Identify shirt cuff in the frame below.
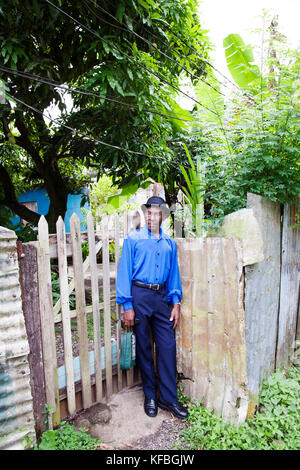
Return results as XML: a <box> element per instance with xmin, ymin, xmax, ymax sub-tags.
<box><xmin>172</xmin><ymin>294</ymin><xmax>181</xmax><ymax>305</ymax></box>
<box><xmin>123</xmin><ymin>301</ymin><xmax>133</xmax><ymax>311</ymax></box>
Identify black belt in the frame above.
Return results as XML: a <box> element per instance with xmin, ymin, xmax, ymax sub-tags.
<box><xmin>133</xmin><ymin>280</ymin><xmax>165</xmax><ymax>291</ymax></box>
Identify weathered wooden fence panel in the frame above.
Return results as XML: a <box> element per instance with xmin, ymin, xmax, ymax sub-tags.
<box><xmin>244</xmin><ymin>194</ymin><xmax>281</xmax><ymax>410</ymax></box>
<box><xmin>114</xmin><ymin>214</ymin><xmax>123</xmax><ymax>392</ymax></box>
<box><xmin>87</xmin><ymin>212</ymin><xmax>103</xmax><ymax>402</ymax></box>
<box><xmin>56</xmin><ymin>217</ymin><xmax>76</xmax><ymax>416</ymax></box>
<box><xmin>276</xmin><ymin>198</ymin><xmax>300</xmax><ymax>368</ymax></box>
<box><xmin>37</xmin><ymin>216</ymin><xmax>60</xmax><ymax>427</ymax></box>
<box><xmin>29</xmin><ymin>211</ymin><xmax>139</xmax><ymax>423</ymax></box>
<box><xmin>102</xmin><ymin>214</ymin><xmax>113</xmax><ymax>398</ymax></box>
<box><xmin>70</xmin><ymin>213</ymin><xmax>92</xmax><ymax>409</ymax></box>
<box><xmin>176</xmin><ymin>237</ymin><xmax>248</xmax><ymax>424</ymax></box>
<box><xmin>17</xmin><ymin>241</ymin><xmax>47</xmax><ymax>439</ymax></box>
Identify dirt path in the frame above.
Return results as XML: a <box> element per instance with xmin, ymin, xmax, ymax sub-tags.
<box><xmin>70</xmin><ymin>385</ymin><xmax>187</xmax><ymax>450</ymax></box>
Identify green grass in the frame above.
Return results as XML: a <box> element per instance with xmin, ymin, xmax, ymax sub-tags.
<box><xmin>176</xmin><ymin>365</ymin><xmax>300</xmax><ymax>450</ymax></box>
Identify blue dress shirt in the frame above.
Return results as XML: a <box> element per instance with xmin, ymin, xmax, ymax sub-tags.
<box><xmin>116</xmin><ymin>225</ymin><xmax>182</xmax><ymax>311</ymax></box>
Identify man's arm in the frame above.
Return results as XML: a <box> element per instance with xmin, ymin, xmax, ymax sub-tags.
<box><xmin>166</xmin><ymin>241</ymin><xmax>182</xmax><ymax>329</ymax></box>
<box><xmin>116</xmin><ymin>237</ymin><xmax>135</xmax><ymax>326</ymax></box>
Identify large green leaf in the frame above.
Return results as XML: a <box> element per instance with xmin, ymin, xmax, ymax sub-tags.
<box><xmin>180</xmin><ymin>144</ymin><xmax>204</xmax><ymax>207</ymax></box>
<box><xmin>166</xmin><ymin>99</ymin><xmax>196</xmax><ymax>132</ymax></box>
<box><xmin>223</xmin><ymin>34</ymin><xmax>262</xmax><ymax>91</ymax></box>
<box><xmin>179</xmin><ymin>144</ymin><xmax>205</xmax><ymax>236</ymax></box>
<box><xmin>107</xmin><ymin>175</ymin><xmax>153</xmax><ymax>209</ymax></box>
<box><xmin>194</xmin><ymin>74</ymin><xmax>224</xmax><ymax>125</ymax></box>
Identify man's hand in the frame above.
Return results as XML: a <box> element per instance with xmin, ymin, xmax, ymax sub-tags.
<box><xmin>123</xmin><ymin>308</ymin><xmax>135</xmax><ymax>327</ymax></box>
<box><xmin>169</xmin><ymin>304</ymin><xmax>180</xmax><ymax>329</ymax></box>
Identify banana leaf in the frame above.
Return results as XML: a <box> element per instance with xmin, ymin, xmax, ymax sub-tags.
<box><xmin>194</xmin><ymin>73</ymin><xmax>224</xmax><ymax>125</ymax></box>
<box><xmin>223</xmin><ymin>34</ymin><xmax>264</xmax><ymax>92</ymax></box>
<box><xmin>166</xmin><ymin>98</ymin><xmax>196</xmax><ymax>132</ymax></box>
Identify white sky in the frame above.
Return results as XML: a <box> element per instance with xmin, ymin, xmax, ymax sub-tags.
<box><xmin>179</xmin><ymin>0</ymin><xmax>300</xmax><ymax>108</ymax></box>
<box><xmin>198</xmin><ymin>0</ymin><xmax>300</xmax><ymax>79</ymax></box>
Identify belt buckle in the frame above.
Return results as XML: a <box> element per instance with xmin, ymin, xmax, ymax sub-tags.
<box><xmin>148</xmin><ymin>283</ymin><xmax>160</xmax><ymax>291</ymax></box>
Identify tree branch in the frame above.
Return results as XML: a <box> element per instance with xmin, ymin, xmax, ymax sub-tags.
<box><xmin>0</xmin><ymin>163</ymin><xmax>40</xmax><ymax>225</ymax></box>
<box><xmin>14</xmin><ymin>111</ymin><xmax>45</xmax><ymax>175</ymax></box>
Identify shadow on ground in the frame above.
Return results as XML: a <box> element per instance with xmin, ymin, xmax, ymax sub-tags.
<box><xmin>70</xmin><ymin>384</ymin><xmax>185</xmax><ymax>450</ymax></box>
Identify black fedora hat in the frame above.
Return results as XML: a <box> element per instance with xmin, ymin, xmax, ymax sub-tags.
<box><xmin>141</xmin><ymin>196</ymin><xmax>170</xmax><ymax>217</ymax></box>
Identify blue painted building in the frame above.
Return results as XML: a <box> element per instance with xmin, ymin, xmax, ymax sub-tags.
<box><xmin>11</xmin><ymin>186</ymin><xmax>90</xmax><ymax>232</ymax></box>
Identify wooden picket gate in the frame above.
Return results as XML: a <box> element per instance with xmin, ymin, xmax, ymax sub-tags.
<box><xmin>27</xmin><ymin>211</ymin><xmax>138</xmax><ymax>427</ymax></box>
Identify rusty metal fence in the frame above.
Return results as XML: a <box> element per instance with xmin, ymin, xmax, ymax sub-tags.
<box><xmin>0</xmin><ymin>226</ymin><xmax>35</xmax><ymax>449</ymax></box>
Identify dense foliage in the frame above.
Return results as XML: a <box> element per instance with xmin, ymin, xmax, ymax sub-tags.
<box><xmin>0</xmin><ymin>0</ymin><xmax>210</xmax><ymax>231</ymax></box>
<box><xmin>34</xmin><ymin>421</ymin><xmax>102</xmax><ymax>450</ymax></box>
<box><xmin>190</xmin><ymin>18</ymin><xmax>300</xmax><ymax>227</ymax></box>
<box><xmin>178</xmin><ymin>365</ymin><xmax>300</xmax><ymax>450</ymax></box>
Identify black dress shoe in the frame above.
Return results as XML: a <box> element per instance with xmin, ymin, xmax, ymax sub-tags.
<box><xmin>157</xmin><ymin>398</ymin><xmax>188</xmax><ymax>420</ymax></box>
<box><xmin>144</xmin><ymin>398</ymin><xmax>157</xmax><ymax>417</ymax></box>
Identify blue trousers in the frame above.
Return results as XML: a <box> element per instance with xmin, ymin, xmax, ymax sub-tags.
<box><xmin>132</xmin><ymin>283</ymin><xmax>178</xmax><ymax>404</ymax></box>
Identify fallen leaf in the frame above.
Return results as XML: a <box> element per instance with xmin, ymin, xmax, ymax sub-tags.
<box><xmin>98</xmin><ymin>443</ymin><xmax>114</xmax><ymax>450</ymax></box>
<box><xmin>121</xmin><ymin>440</ymin><xmax>134</xmax><ymax>448</ymax></box>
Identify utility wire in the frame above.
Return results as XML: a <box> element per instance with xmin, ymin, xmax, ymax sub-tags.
<box><xmin>0</xmin><ymin>65</ymin><xmax>196</xmax><ymax>123</ymax></box>
<box><xmin>126</xmin><ymin>5</ymin><xmax>235</xmax><ymax>93</ymax></box>
<box><xmin>128</xmin><ymin>12</ymin><xmax>257</xmax><ymax>104</ymax></box>
<box><xmin>161</xmin><ymin>21</ymin><xmax>241</xmax><ymax>92</ymax></box>
<box><xmin>44</xmin><ymin>0</ymin><xmax>219</xmax><ymax>117</ymax></box>
<box><xmin>6</xmin><ymin>92</ymin><xmax>198</xmax><ymax>173</ymax></box>
<box><xmin>85</xmin><ymin>0</ymin><xmax>223</xmax><ymax>89</ymax></box>
<box><xmin>83</xmin><ymin>0</ymin><xmax>224</xmax><ymax>97</ymax></box>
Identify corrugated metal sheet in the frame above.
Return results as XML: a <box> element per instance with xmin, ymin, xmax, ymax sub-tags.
<box><xmin>244</xmin><ymin>194</ymin><xmax>281</xmax><ymax>407</ymax></box>
<box><xmin>276</xmin><ymin>198</ymin><xmax>300</xmax><ymax>367</ymax></box>
<box><xmin>0</xmin><ymin>226</ymin><xmax>35</xmax><ymax>449</ymax></box>
<box><xmin>176</xmin><ymin>237</ymin><xmax>248</xmax><ymax>424</ymax></box>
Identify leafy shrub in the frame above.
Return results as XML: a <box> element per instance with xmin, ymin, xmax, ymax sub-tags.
<box><xmin>178</xmin><ymin>366</ymin><xmax>300</xmax><ymax>450</ymax></box>
<box><xmin>51</xmin><ymin>272</ymin><xmax>76</xmax><ymax>309</ymax></box>
<box><xmin>35</xmin><ymin>422</ymin><xmax>101</xmax><ymax>450</ymax></box>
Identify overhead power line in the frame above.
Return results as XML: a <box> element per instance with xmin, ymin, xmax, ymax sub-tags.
<box><xmin>0</xmin><ymin>65</ymin><xmax>196</xmax><ymax>124</ymax></box>
<box><xmin>99</xmin><ymin>4</ymin><xmax>255</xmax><ymax>104</ymax></box>
<box><xmin>124</xmin><ymin>3</ymin><xmax>237</xmax><ymax>93</ymax></box>
<box><xmin>80</xmin><ymin>1</ymin><xmax>258</xmax><ymax>112</ymax></box>
<box><xmin>83</xmin><ymin>0</ymin><xmax>224</xmax><ymax>97</ymax></box>
<box><xmin>160</xmin><ymin>21</ymin><xmax>241</xmax><ymax>92</ymax></box>
<box><xmin>44</xmin><ymin>0</ymin><xmax>219</xmax><ymax>117</ymax></box>
<box><xmin>6</xmin><ymin>92</ymin><xmax>199</xmax><ymax>173</ymax></box>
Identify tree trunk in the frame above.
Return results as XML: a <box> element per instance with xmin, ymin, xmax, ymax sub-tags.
<box><xmin>46</xmin><ymin>194</ymin><xmax>68</xmax><ymax>234</ymax></box>
<box><xmin>44</xmin><ymin>165</ymin><xmax>69</xmax><ymax>234</ymax></box>
<box><xmin>164</xmin><ymin>185</ymin><xmax>179</xmax><ymax>229</ymax></box>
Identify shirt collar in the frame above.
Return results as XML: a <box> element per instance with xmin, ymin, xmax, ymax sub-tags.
<box><xmin>141</xmin><ymin>225</ymin><xmax>168</xmax><ymax>240</ymax></box>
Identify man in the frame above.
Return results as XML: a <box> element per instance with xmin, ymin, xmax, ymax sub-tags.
<box><xmin>116</xmin><ymin>196</ymin><xmax>188</xmax><ymax>420</ymax></box>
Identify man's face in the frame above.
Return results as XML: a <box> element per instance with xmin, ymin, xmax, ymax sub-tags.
<box><xmin>145</xmin><ymin>206</ymin><xmax>162</xmax><ymax>233</ymax></box>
